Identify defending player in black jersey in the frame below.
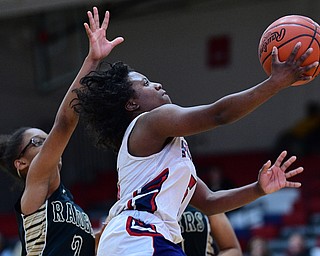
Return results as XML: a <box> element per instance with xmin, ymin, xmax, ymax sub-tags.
<box><xmin>0</xmin><ymin>7</ymin><xmax>123</xmax><ymax>255</ymax></box>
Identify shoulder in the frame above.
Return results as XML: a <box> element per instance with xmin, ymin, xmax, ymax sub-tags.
<box><xmin>143</xmin><ymin>103</ymin><xmax>181</xmax><ymax>116</ymax></box>
<box><xmin>137</xmin><ymin>103</ymin><xmax>183</xmax><ymax>126</ymax></box>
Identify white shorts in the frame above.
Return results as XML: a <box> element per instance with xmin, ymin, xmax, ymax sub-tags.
<box><xmin>97</xmin><ymin>212</ymin><xmax>186</xmax><ymax>256</ymax></box>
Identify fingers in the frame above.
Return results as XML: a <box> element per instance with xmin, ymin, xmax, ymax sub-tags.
<box><xmin>110</xmin><ymin>37</ymin><xmax>125</xmax><ymax>48</ymax></box>
<box><xmin>274</xmin><ymin>150</ymin><xmax>287</xmax><ymax>167</ymax></box>
<box><xmin>93</xmin><ymin>7</ymin><xmax>100</xmax><ymax>29</ymax></box>
<box><xmin>259</xmin><ymin>160</ymin><xmax>271</xmax><ymax>176</ymax></box>
<box><xmin>271</xmin><ymin>46</ymin><xmax>279</xmax><ymax>64</ymax></box>
<box><xmin>296</xmin><ymin>47</ymin><xmax>313</xmax><ymax>66</ymax></box>
<box><xmin>87</xmin><ymin>10</ymin><xmax>95</xmax><ymax>31</ymax></box>
<box><xmin>286</xmin><ymin>181</ymin><xmax>302</xmax><ymax>188</ymax></box>
<box><xmin>300</xmin><ymin>61</ymin><xmax>320</xmax><ymax>73</ymax></box>
<box><xmin>285</xmin><ymin>166</ymin><xmax>304</xmax><ymax>178</ymax></box>
<box><xmin>286</xmin><ymin>42</ymin><xmax>302</xmax><ymax>63</ymax></box>
<box><xmin>281</xmin><ymin>155</ymin><xmax>297</xmax><ymax>171</ymax></box>
<box><xmin>281</xmin><ymin>42</ymin><xmax>318</xmax><ymax>70</ymax></box>
<box><xmin>87</xmin><ymin>7</ymin><xmax>112</xmax><ymax>33</ymax></box>
<box><xmin>87</xmin><ymin>7</ymin><xmax>106</xmax><ymax>32</ymax></box>
<box><xmin>83</xmin><ymin>23</ymin><xmax>92</xmax><ymax>38</ymax></box>
<box><xmin>284</xmin><ymin>163</ymin><xmax>303</xmax><ymax>188</ymax></box>
<box><xmin>101</xmin><ymin>11</ymin><xmax>110</xmax><ymax>30</ymax></box>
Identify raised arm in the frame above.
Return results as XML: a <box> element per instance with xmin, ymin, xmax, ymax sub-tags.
<box><xmin>138</xmin><ymin>44</ymin><xmax>319</xmax><ymax>139</ymax></box>
<box><xmin>209</xmin><ymin>213</ymin><xmax>242</xmax><ymax>256</ymax></box>
<box><xmin>21</xmin><ymin>7</ymin><xmax>124</xmax><ymax>214</ymax></box>
<box><xmin>190</xmin><ymin>151</ymin><xmax>303</xmax><ymax>216</ymax></box>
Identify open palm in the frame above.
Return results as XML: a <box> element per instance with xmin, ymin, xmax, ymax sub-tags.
<box><xmin>258</xmin><ymin>151</ymin><xmax>303</xmax><ymax>194</ymax></box>
<box><xmin>85</xmin><ymin>7</ymin><xmax>124</xmax><ymax>61</ymax></box>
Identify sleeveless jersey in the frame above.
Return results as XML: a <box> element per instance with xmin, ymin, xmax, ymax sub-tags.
<box><xmin>15</xmin><ymin>183</ymin><xmax>95</xmax><ymax>256</ymax></box>
<box><xmin>107</xmin><ymin>112</ymin><xmax>197</xmax><ymax>244</ymax></box>
<box><xmin>179</xmin><ymin>205</ymin><xmax>218</xmax><ymax>256</ymax></box>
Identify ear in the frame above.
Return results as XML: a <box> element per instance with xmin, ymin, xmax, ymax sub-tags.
<box><xmin>14</xmin><ymin>159</ymin><xmax>28</xmax><ymax>172</ymax></box>
<box><xmin>125</xmin><ymin>99</ymin><xmax>139</xmax><ymax>112</ymax></box>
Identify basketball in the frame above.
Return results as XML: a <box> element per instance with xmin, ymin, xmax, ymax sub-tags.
<box><xmin>258</xmin><ymin>15</ymin><xmax>320</xmax><ymax>85</ymax></box>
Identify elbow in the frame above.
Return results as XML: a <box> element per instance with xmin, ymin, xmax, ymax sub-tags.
<box><xmin>213</xmin><ymin>111</ymin><xmax>238</xmax><ymax>126</ymax></box>
<box><xmin>213</xmin><ymin>115</ymin><xmax>228</xmax><ymax>126</ymax></box>
<box><xmin>190</xmin><ymin>194</ymin><xmax>218</xmax><ymax>216</ymax></box>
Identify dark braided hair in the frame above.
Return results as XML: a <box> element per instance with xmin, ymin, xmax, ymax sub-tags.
<box><xmin>72</xmin><ymin>61</ymin><xmax>135</xmax><ymax>152</ymax></box>
<box><xmin>0</xmin><ymin>127</ymin><xmax>30</xmax><ymax>180</ymax></box>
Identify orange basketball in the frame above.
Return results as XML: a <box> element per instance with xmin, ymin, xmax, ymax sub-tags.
<box><xmin>258</xmin><ymin>15</ymin><xmax>320</xmax><ymax>85</ymax></box>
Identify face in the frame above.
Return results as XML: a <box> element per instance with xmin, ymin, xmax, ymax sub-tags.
<box><xmin>127</xmin><ymin>71</ymin><xmax>171</xmax><ymax>112</ymax></box>
<box><xmin>18</xmin><ymin>128</ymin><xmax>48</xmax><ymax>161</ymax></box>
<box><xmin>15</xmin><ymin>128</ymin><xmax>48</xmax><ymax>178</ymax></box>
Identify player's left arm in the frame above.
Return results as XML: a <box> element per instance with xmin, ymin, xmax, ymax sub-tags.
<box><xmin>190</xmin><ymin>151</ymin><xmax>303</xmax><ymax>215</ymax></box>
<box><xmin>139</xmin><ymin>43</ymin><xmax>318</xmax><ymax>141</ymax></box>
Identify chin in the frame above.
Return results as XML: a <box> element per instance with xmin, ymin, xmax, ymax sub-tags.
<box><xmin>164</xmin><ymin>95</ymin><xmax>172</xmax><ymax>103</ymax></box>
<box><xmin>58</xmin><ymin>160</ymin><xmax>62</xmax><ymax>170</ymax></box>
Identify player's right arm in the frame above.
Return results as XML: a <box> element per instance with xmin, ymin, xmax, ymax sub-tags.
<box><xmin>21</xmin><ymin>7</ymin><xmax>124</xmax><ymax>214</ymax></box>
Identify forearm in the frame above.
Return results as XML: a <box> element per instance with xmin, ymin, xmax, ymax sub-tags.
<box><xmin>208</xmin><ymin>183</ymin><xmax>265</xmax><ymax>214</ymax></box>
<box><xmin>54</xmin><ymin>7</ymin><xmax>124</xmax><ymax>129</ymax></box>
<box><xmin>212</xmin><ymin>77</ymin><xmax>286</xmax><ymax>125</ymax></box>
<box><xmin>54</xmin><ymin>56</ymin><xmax>100</xmax><ymax>128</ymax></box>
<box><xmin>191</xmin><ymin>179</ymin><xmax>265</xmax><ymax>216</ymax></box>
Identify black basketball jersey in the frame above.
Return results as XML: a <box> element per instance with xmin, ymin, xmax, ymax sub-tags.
<box><xmin>15</xmin><ymin>183</ymin><xmax>95</xmax><ymax>256</ymax></box>
<box><xmin>179</xmin><ymin>205</ymin><xmax>218</xmax><ymax>256</ymax></box>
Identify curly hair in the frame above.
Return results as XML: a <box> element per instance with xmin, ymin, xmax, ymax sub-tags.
<box><xmin>72</xmin><ymin>61</ymin><xmax>135</xmax><ymax>152</ymax></box>
<box><xmin>0</xmin><ymin>127</ymin><xmax>30</xmax><ymax>180</ymax></box>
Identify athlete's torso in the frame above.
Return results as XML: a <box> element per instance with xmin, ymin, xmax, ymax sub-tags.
<box><xmin>15</xmin><ymin>183</ymin><xmax>95</xmax><ymax>256</ymax></box>
<box><xmin>108</xmin><ymin>113</ymin><xmax>198</xmax><ymax>243</ymax></box>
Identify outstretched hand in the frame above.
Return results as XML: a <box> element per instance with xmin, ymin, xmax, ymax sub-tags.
<box><xmin>270</xmin><ymin>42</ymin><xmax>319</xmax><ymax>87</ymax></box>
<box><xmin>258</xmin><ymin>150</ymin><xmax>303</xmax><ymax>194</ymax></box>
<box><xmin>85</xmin><ymin>7</ymin><xmax>124</xmax><ymax>61</ymax></box>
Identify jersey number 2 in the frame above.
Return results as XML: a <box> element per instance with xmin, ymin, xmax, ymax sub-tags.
<box><xmin>71</xmin><ymin>235</ymin><xmax>83</xmax><ymax>256</ymax></box>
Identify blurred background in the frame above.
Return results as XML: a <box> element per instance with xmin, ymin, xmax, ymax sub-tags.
<box><xmin>1</xmin><ymin>0</ymin><xmax>320</xmax><ymax>255</ymax></box>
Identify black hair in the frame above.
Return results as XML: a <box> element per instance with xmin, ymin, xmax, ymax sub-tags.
<box><xmin>72</xmin><ymin>61</ymin><xmax>135</xmax><ymax>152</ymax></box>
<box><xmin>0</xmin><ymin>127</ymin><xmax>30</xmax><ymax>180</ymax></box>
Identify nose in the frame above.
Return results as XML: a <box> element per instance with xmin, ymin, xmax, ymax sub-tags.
<box><xmin>154</xmin><ymin>83</ymin><xmax>162</xmax><ymax>90</ymax></box>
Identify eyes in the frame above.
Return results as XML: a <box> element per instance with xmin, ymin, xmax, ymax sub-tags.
<box><xmin>143</xmin><ymin>78</ymin><xmax>150</xmax><ymax>86</ymax></box>
<box><xmin>18</xmin><ymin>136</ymin><xmax>46</xmax><ymax>159</ymax></box>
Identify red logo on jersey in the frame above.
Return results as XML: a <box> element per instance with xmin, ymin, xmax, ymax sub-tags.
<box><xmin>182</xmin><ymin>175</ymin><xmax>197</xmax><ymax>203</ymax></box>
<box><xmin>126</xmin><ymin>168</ymin><xmax>169</xmax><ymax>213</ymax></box>
<box><xmin>181</xmin><ymin>140</ymin><xmax>192</xmax><ymax>160</ymax></box>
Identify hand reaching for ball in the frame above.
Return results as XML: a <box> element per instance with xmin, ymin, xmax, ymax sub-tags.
<box><xmin>259</xmin><ymin>15</ymin><xmax>320</xmax><ymax>86</ymax></box>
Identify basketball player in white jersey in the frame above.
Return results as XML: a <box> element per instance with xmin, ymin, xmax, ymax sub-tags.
<box><xmin>73</xmin><ymin>8</ymin><xmax>318</xmax><ymax>255</ymax></box>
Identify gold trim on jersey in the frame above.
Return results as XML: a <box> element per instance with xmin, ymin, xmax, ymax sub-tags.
<box><xmin>22</xmin><ymin>202</ymin><xmax>47</xmax><ymax>255</ymax></box>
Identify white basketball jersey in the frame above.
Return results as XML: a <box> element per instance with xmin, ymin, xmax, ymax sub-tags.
<box><xmin>107</xmin><ymin>113</ymin><xmax>197</xmax><ymax>243</ymax></box>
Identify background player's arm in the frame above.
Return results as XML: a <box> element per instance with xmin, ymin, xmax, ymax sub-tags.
<box><xmin>209</xmin><ymin>213</ymin><xmax>242</xmax><ymax>256</ymax></box>
<box><xmin>94</xmin><ymin>223</ymin><xmax>108</xmax><ymax>254</ymax></box>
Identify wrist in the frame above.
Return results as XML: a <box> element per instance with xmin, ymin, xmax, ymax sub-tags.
<box><xmin>267</xmin><ymin>76</ymin><xmax>291</xmax><ymax>90</ymax></box>
<box><xmin>85</xmin><ymin>55</ymin><xmax>101</xmax><ymax>65</ymax></box>
<box><xmin>84</xmin><ymin>56</ymin><xmax>101</xmax><ymax>70</ymax></box>
<box><xmin>254</xmin><ymin>181</ymin><xmax>266</xmax><ymax>197</ymax></box>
